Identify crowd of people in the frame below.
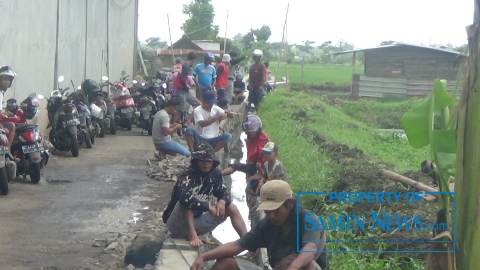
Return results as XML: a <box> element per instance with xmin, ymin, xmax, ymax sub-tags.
<box><xmin>151</xmin><ymin>49</ymin><xmax>330</xmax><ymax>270</ymax></box>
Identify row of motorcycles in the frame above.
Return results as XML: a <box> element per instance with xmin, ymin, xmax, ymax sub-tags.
<box><xmin>0</xmin><ymin>71</ymin><xmax>169</xmax><ymax>196</ymax></box>
<box><xmin>46</xmin><ymin>71</ymin><xmax>168</xmax><ymax>156</ymax></box>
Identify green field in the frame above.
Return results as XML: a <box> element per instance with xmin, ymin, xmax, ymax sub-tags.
<box><xmin>271</xmin><ymin>63</ymin><xmax>364</xmax><ymax>85</ymax></box>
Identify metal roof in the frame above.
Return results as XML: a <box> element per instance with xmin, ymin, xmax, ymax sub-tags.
<box><xmin>329</xmin><ymin>42</ymin><xmax>467</xmax><ymax>56</ymax></box>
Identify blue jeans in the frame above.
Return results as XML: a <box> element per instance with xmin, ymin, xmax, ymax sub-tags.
<box><xmin>155</xmin><ymin>140</ymin><xmax>191</xmax><ymax>157</ymax></box>
<box><xmin>185</xmin><ymin>126</ymin><xmax>232</xmax><ymax>149</ymax></box>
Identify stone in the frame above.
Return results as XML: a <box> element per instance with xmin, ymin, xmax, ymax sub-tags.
<box><xmin>126</xmin><ymin>264</ymin><xmax>136</xmax><ymax>270</ymax></box>
<box><xmin>143</xmin><ymin>264</ymin><xmax>154</xmax><ymax>270</ymax></box>
<box><xmin>93</xmin><ymin>238</ymin><xmax>107</xmax><ymax>247</ymax></box>
<box><xmin>105</xmin><ymin>241</ymin><xmax>120</xmax><ymax>251</ymax></box>
<box><xmin>124</xmin><ymin>231</ymin><xmax>166</xmax><ymax>267</ymax></box>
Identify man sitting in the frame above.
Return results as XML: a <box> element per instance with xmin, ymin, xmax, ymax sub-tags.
<box><xmin>151</xmin><ymin>98</ymin><xmax>190</xmax><ymax>160</ymax></box>
<box><xmin>185</xmin><ymin>90</ymin><xmax>234</xmax><ymax>153</ymax></box>
<box><xmin>190</xmin><ymin>180</ymin><xmax>329</xmax><ymax>270</ymax></box>
<box><xmin>162</xmin><ymin>141</ymin><xmax>248</xmax><ymax>246</ymax></box>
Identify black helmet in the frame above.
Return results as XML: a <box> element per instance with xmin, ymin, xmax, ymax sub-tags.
<box><xmin>6</xmin><ymin>98</ymin><xmax>18</xmax><ymax>113</ymax></box>
<box><xmin>81</xmin><ymin>79</ymin><xmax>100</xmax><ymax>93</ymax></box>
<box><xmin>20</xmin><ymin>97</ymin><xmax>40</xmax><ymax>120</ymax></box>
<box><xmin>156</xmin><ymin>71</ymin><xmax>168</xmax><ymax>81</ymax></box>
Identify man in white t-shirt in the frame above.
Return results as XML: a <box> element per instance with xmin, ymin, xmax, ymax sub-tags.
<box><xmin>185</xmin><ymin>90</ymin><xmax>234</xmax><ymax>153</ymax></box>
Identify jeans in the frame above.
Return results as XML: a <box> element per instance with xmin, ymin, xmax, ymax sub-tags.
<box><xmin>154</xmin><ymin>140</ymin><xmax>191</xmax><ymax>157</ymax></box>
<box><xmin>217</xmin><ymin>88</ymin><xmax>226</xmax><ymax>99</ymax></box>
<box><xmin>185</xmin><ymin>126</ymin><xmax>232</xmax><ymax>149</ymax></box>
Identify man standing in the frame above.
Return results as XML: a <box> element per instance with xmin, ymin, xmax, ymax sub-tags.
<box><xmin>0</xmin><ymin>66</ymin><xmax>16</xmax><ymax>147</ymax></box>
<box><xmin>190</xmin><ymin>180</ymin><xmax>329</xmax><ymax>270</ymax></box>
<box><xmin>151</xmin><ymin>98</ymin><xmax>190</xmax><ymax>160</ymax></box>
<box><xmin>172</xmin><ymin>52</ymin><xmax>202</xmax><ymax>126</ymax></box>
<box><xmin>215</xmin><ymin>54</ymin><xmax>230</xmax><ymax>100</ymax></box>
<box><xmin>185</xmin><ymin>90</ymin><xmax>234</xmax><ymax>153</ymax></box>
<box><xmin>194</xmin><ymin>53</ymin><xmax>216</xmax><ymax>97</ymax></box>
<box><xmin>226</xmin><ymin>52</ymin><xmax>247</xmax><ymax>102</ymax></box>
<box><xmin>247</xmin><ymin>49</ymin><xmax>267</xmax><ymax>111</ymax></box>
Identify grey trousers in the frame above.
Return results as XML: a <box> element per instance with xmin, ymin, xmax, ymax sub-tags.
<box><xmin>226</xmin><ymin>80</ymin><xmax>234</xmax><ymax>102</ymax></box>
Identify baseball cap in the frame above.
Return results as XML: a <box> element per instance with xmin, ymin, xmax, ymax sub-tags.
<box><xmin>257</xmin><ymin>180</ymin><xmax>293</xmax><ymax>211</ymax></box>
<box><xmin>262</xmin><ymin>142</ymin><xmax>278</xmax><ymax>153</ymax></box>
<box><xmin>203</xmin><ymin>90</ymin><xmax>216</xmax><ymax>104</ymax></box>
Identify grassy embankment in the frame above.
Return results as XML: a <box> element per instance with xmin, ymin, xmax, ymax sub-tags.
<box><xmin>274</xmin><ymin>63</ymin><xmax>363</xmax><ymax>85</ymax></box>
<box><xmin>256</xmin><ymin>89</ymin><xmax>430</xmax><ymax>270</ymax></box>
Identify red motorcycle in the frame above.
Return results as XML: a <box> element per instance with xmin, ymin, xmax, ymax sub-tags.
<box><xmin>110</xmin><ymin>73</ymin><xmax>136</xmax><ymax>131</ymax></box>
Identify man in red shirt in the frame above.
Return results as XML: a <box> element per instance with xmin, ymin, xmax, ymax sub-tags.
<box><xmin>215</xmin><ymin>54</ymin><xmax>230</xmax><ymax>100</ymax></box>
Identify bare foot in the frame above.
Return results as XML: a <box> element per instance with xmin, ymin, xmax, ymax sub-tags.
<box><xmin>188</xmin><ymin>233</ymin><xmax>204</xmax><ymax>246</ymax></box>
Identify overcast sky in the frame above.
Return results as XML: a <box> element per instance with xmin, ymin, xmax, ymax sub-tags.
<box><xmin>138</xmin><ymin>0</ymin><xmax>472</xmax><ymax>49</ymax></box>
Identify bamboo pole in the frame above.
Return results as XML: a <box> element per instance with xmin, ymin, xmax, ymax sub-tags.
<box><xmin>285</xmin><ymin>19</ymin><xmax>289</xmax><ymax>84</ymax></box>
<box><xmin>380</xmin><ymin>169</ymin><xmax>438</xmax><ymax>193</ymax></box>
<box><xmin>223</xmin><ymin>11</ymin><xmax>229</xmax><ymax>54</ymax></box>
<box><xmin>167</xmin><ymin>14</ymin><xmax>175</xmax><ymax>69</ymax></box>
<box><xmin>274</xmin><ymin>3</ymin><xmax>289</xmax><ymax>89</ymax></box>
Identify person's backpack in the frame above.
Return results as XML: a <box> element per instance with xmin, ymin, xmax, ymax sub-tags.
<box><xmin>174</xmin><ymin>72</ymin><xmax>190</xmax><ymax>90</ymax></box>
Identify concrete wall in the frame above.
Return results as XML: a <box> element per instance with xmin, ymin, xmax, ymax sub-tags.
<box><xmin>0</xmin><ymin>0</ymin><xmax>138</xmax><ymax>131</ymax></box>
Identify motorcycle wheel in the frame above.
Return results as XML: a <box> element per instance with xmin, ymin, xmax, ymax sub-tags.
<box><xmin>90</xmin><ymin>134</ymin><xmax>95</xmax><ymax>145</ymax></box>
<box><xmin>110</xmin><ymin>118</ymin><xmax>117</xmax><ymax>135</ymax></box>
<box><xmin>126</xmin><ymin>118</ymin><xmax>132</xmax><ymax>131</ymax></box>
<box><xmin>29</xmin><ymin>163</ymin><xmax>41</xmax><ymax>184</ymax></box>
<box><xmin>49</xmin><ymin>128</ymin><xmax>56</xmax><ymax>145</ymax></box>
<box><xmin>99</xmin><ymin>116</ymin><xmax>106</xmax><ymax>138</ymax></box>
<box><xmin>85</xmin><ymin>133</ymin><xmax>92</xmax><ymax>148</ymax></box>
<box><xmin>70</xmin><ymin>133</ymin><xmax>79</xmax><ymax>157</ymax></box>
<box><xmin>0</xmin><ymin>167</ymin><xmax>8</xmax><ymax>195</ymax></box>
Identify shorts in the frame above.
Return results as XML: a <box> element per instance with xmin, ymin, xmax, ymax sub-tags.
<box><xmin>176</xmin><ymin>89</ymin><xmax>200</xmax><ymax>111</ymax></box>
<box><xmin>166</xmin><ymin>202</ymin><xmax>225</xmax><ymax>238</ymax></box>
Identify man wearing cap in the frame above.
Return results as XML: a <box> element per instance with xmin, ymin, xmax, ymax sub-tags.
<box><xmin>163</xmin><ymin>141</ymin><xmax>248</xmax><ymax>247</ymax></box>
<box><xmin>185</xmin><ymin>90</ymin><xmax>235</xmax><ymax>153</ymax></box>
<box><xmin>190</xmin><ymin>180</ymin><xmax>329</xmax><ymax>270</ymax></box>
<box><xmin>215</xmin><ymin>54</ymin><xmax>231</xmax><ymax>101</ymax></box>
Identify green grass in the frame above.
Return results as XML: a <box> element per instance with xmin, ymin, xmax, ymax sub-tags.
<box><xmin>338</xmin><ymin>97</ymin><xmax>425</xmax><ymax>129</ymax></box>
<box><xmin>258</xmin><ymin>89</ymin><xmax>429</xmax><ymax>174</ymax></box>
<box><xmin>256</xmin><ymin>89</ymin><xmax>428</xmax><ymax>269</ymax></box>
<box><xmin>272</xmin><ymin>64</ymin><xmax>363</xmax><ymax>85</ymax></box>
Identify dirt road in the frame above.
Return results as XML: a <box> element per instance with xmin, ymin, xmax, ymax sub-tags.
<box><xmin>0</xmin><ymin>129</ymin><xmax>167</xmax><ymax>270</ymax></box>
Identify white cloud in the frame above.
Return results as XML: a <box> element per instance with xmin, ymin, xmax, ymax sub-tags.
<box><xmin>138</xmin><ymin>0</ymin><xmax>472</xmax><ymax>48</ymax></box>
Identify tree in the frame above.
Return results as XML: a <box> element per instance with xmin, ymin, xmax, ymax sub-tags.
<box><xmin>144</xmin><ymin>37</ymin><xmax>168</xmax><ymax>49</ymax></box>
<box><xmin>251</xmin><ymin>25</ymin><xmax>271</xmax><ymax>42</ymax></box>
<box><xmin>181</xmin><ymin>0</ymin><xmax>218</xmax><ymax>40</ymax></box>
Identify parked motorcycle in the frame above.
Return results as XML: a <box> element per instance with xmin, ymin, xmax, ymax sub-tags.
<box><xmin>47</xmin><ymin>75</ymin><xmax>80</xmax><ymax>157</ymax></box>
<box><xmin>110</xmin><ymin>72</ymin><xmax>135</xmax><ymax>131</ymax></box>
<box><xmin>132</xmin><ymin>80</ymin><xmax>166</xmax><ymax>135</ymax></box>
<box><xmin>83</xmin><ymin>77</ymin><xmax>108</xmax><ymax>138</ymax></box>
<box><xmin>2</xmin><ymin>95</ymin><xmax>50</xmax><ymax>183</ymax></box>
<box><xmin>70</xmin><ymin>88</ymin><xmax>94</xmax><ymax>149</ymax></box>
<box><xmin>89</xmin><ymin>76</ymin><xmax>110</xmax><ymax>137</ymax></box>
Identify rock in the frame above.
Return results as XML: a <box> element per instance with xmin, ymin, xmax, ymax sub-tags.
<box><xmin>145</xmin><ymin>155</ymin><xmax>190</xmax><ymax>181</ymax></box>
<box><xmin>126</xmin><ymin>264</ymin><xmax>136</xmax><ymax>270</ymax></box>
<box><xmin>105</xmin><ymin>241</ymin><xmax>120</xmax><ymax>251</ymax></box>
<box><xmin>93</xmin><ymin>238</ymin><xmax>107</xmax><ymax>247</ymax></box>
<box><xmin>143</xmin><ymin>264</ymin><xmax>154</xmax><ymax>270</ymax></box>
<box><xmin>107</xmin><ymin>237</ymin><xmax>118</xmax><ymax>245</ymax></box>
<box><xmin>124</xmin><ymin>230</ymin><xmax>166</xmax><ymax>267</ymax></box>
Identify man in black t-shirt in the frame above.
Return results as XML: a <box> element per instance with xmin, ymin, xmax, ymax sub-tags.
<box><xmin>232</xmin><ymin>73</ymin><xmax>246</xmax><ymax>104</ymax></box>
<box><xmin>190</xmin><ymin>180</ymin><xmax>329</xmax><ymax>270</ymax></box>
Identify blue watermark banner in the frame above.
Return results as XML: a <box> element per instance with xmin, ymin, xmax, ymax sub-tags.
<box><xmin>296</xmin><ymin>191</ymin><xmax>456</xmax><ymax>253</ymax></box>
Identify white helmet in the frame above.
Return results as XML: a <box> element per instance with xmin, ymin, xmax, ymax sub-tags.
<box><xmin>253</xmin><ymin>49</ymin><xmax>263</xmax><ymax>59</ymax></box>
<box><xmin>0</xmin><ymin>66</ymin><xmax>16</xmax><ymax>90</ymax></box>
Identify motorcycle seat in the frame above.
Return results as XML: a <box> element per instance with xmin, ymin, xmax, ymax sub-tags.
<box><xmin>16</xmin><ymin>123</ymin><xmax>37</xmax><ymax>132</ymax></box>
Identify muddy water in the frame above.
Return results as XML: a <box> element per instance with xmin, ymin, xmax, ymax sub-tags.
<box><xmin>212</xmin><ymin>132</ymin><xmax>251</xmax><ymax>248</ymax></box>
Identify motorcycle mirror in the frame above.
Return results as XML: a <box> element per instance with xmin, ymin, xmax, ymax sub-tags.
<box><xmin>121</xmin><ymin>70</ymin><xmax>126</xmax><ymax>76</ymax></box>
<box><xmin>58</xmin><ymin>75</ymin><xmax>65</xmax><ymax>83</ymax></box>
<box><xmin>101</xmin><ymin>76</ymin><xmax>109</xmax><ymax>81</ymax></box>
<box><xmin>132</xmin><ymin>80</ymin><xmax>137</xmax><ymax>84</ymax></box>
